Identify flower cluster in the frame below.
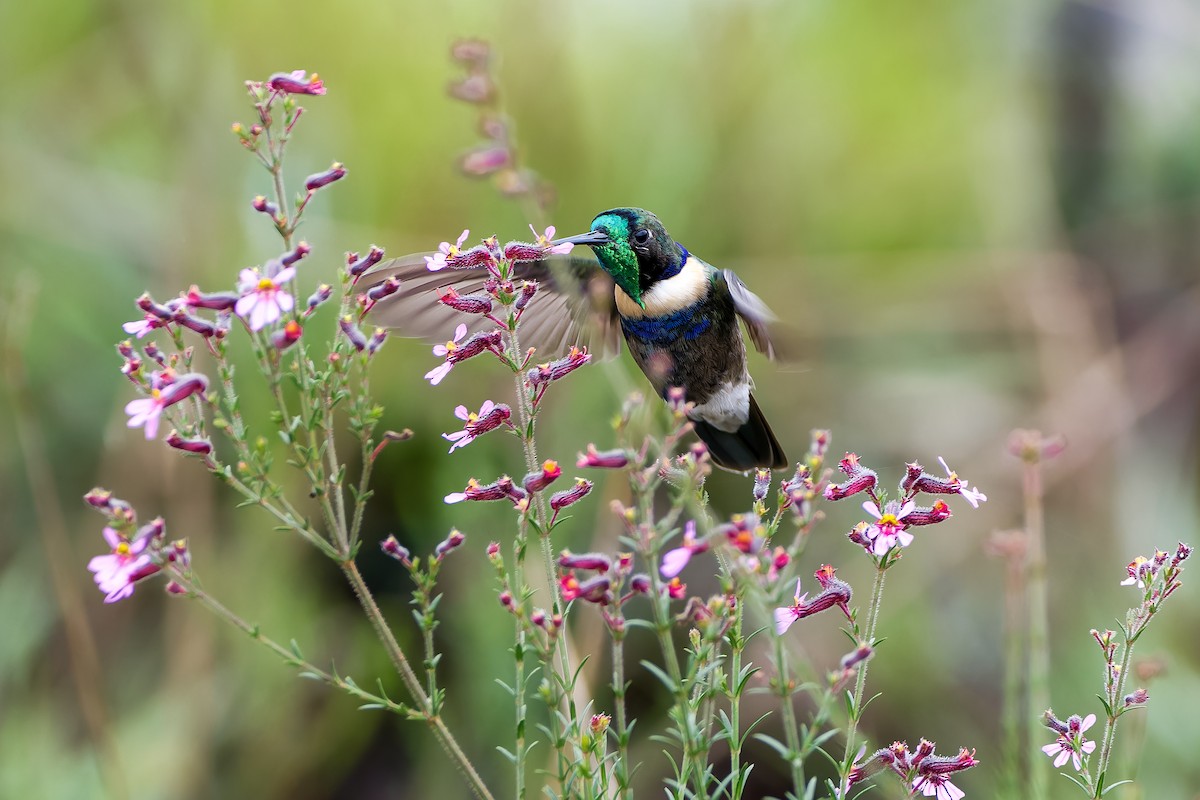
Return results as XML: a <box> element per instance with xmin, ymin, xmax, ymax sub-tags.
<box><xmin>1039</xmin><ymin>542</ymin><xmax>1190</xmax><ymax>794</ymax></box>
<box><xmin>84</xmin><ymin>489</ymin><xmax>189</xmax><ymax>603</ymax></box>
<box><xmin>840</xmin><ymin>739</ymin><xmax>979</xmax><ymax>800</ymax></box>
<box><xmin>824</xmin><ymin>453</ymin><xmax>986</xmax><ymax>561</ymax></box>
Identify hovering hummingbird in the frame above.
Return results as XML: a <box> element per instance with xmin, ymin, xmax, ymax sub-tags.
<box><xmin>368</xmin><ymin>207</ymin><xmax>788</xmax><ymax>472</ymax></box>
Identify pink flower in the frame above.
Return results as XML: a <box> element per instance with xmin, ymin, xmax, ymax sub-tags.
<box><xmin>88</xmin><ymin>527</ymin><xmax>157</xmax><ymax>603</ymax></box>
<box><xmin>1120</xmin><ymin>556</ymin><xmax>1150</xmax><ymax>588</ymax></box>
<box><xmin>530</xmin><ymin>225</ymin><xmax>574</xmax><ymax>255</ymax></box>
<box><xmin>235</xmin><ymin>266</ymin><xmax>296</xmax><ymax>330</ymax></box>
<box><xmin>122</xmin><ymin>313</ymin><xmax>167</xmax><ymax>339</ymax></box>
<box><xmin>123</xmin><ymin>373</ymin><xmax>208</xmax><ymax>440</ymax></box>
<box><xmin>660</xmin><ymin>520</ymin><xmax>707</xmax><ymax>578</ymax></box>
<box><xmin>937</xmin><ymin>456</ymin><xmax>988</xmax><ymax>508</ymax></box>
<box><xmin>442</xmin><ymin>399</ymin><xmax>511</xmax><ymax>452</ymax></box>
<box><xmin>426</xmin><ymin>323</ymin><xmax>468</xmax><ymax>385</ymax></box>
<box><xmin>863</xmin><ymin>499</ymin><xmax>916</xmax><ymax>555</ymax></box>
<box><xmin>267</xmin><ymin>70</ymin><xmax>325</xmax><ymax>95</ymax></box>
<box><xmin>1041</xmin><ymin>714</ymin><xmax>1097</xmax><ymax>770</ymax></box>
<box><xmin>913</xmin><ymin>775</ymin><xmax>965</xmax><ymax>800</ymax></box>
<box><xmin>425</xmin><ymin>230</ymin><xmax>470</xmax><ymax>272</ymax></box>
<box><xmin>774</xmin><ymin>578</ymin><xmax>809</xmax><ymax>635</ymax></box>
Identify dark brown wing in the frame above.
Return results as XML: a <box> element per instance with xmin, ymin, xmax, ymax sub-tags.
<box><xmin>363</xmin><ymin>254</ymin><xmax>621</xmax><ymax>359</ymax></box>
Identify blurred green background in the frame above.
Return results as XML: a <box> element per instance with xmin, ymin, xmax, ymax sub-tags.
<box><xmin>2</xmin><ymin>0</ymin><xmax>1199</xmax><ymax>797</ymax></box>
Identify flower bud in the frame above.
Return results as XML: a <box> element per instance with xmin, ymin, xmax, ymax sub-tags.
<box><xmin>166</xmin><ymin>431</ymin><xmax>213</xmax><ymax>455</ymax></box>
<box><xmin>514</xmin><ymin>281</ymin><xmax>538</xmax><ymax>311</ymax></box>
<box><xmin>185</xmin><ymin>286</ymin><xmax>239</xmax><ymax>311</ymax></box>
<box><xmin>346</xmin><ymin>246</ymin><xmax>385</xmax><ymax>278</ymax></box>
<box><xmin>366</xmin><ymin>277</ymin><xmax>400</xmax><ymax>303</ymax></box>
<box><xmin>459</xmin><ymin>145</ymin><xmax>510</xmax><ymax>176</ymax></box>
<box><xmin>307</xmin><ymin>284</ymin><xmax>333</xmax><ymax>312</ymax></box>
<box><xmin>173</xmin><ymin>311</ymin><xmax>218</xmax><ymax>337</ymax></box>
<box><xmin>339</xmin><ymin>316</ymin><xmax>367</xmax><ymax>351</ymax></box>
<box><xmin>523</xmin><ymin>460</ymin><xmax>562</xmax><ymax>493</ymax></box>
<box><xmin>435</xmin><ymin>529</ymin><xmax>466</xmax><ymax>559</ymax></box>
<box><xmin>527</xmin><ymin>347</ymin><xmax>591</xmax><ymax>386</ymax></box>
<box><xmin>272</xmin><ymin>320</ymin><xmax>303</xmax><ymax>350</ymax></box>
<box><xmin>550</xmin><ymin>478</ymin><xmax>593</xmax><ymax>512</ymax></box>
<box><xmin>448</xmin><ymin>74</ymin><xmax>496</xmax><ymax>105</ymax></box>
<box><xmin>753</xmin><ymin>468</ymin><xmax>771</xmax><ymax>503</ymax></box>
<box><xmin>305</xmin><ymin>162</ymin><xmax>346</xmax><ymax>191</ymax></box>
<box><xmin>252</xmin><ymin>195</ymin><xmax>280</xmax><ymax>217</ymax></box>
<box><xmin>381</xmin><ymin>535</ymin><xmax>411</xmax><ymax>565</ymax></box>
<box><xmin>450</xmin><ymin>39</ymin><xmax>491</xmax><ymax>67</ymax></box>
<box><xmin>438</xmin><ymin>286</ymin><xmax>493</xmax><ymax>314</ymax></box>
<box><xmin>630</xmin><ymin>574</ymin><xmax>651</xmax><ymax>594</ymax></box>
<box><xmin>367</xmin><ymin>328</ymin><xmax>387</xmax><ymax>356</ymax></box>
<box><xmin>558</xmin><ymin>551</ymin><xmax>611</xmax><ymax>572</ymax></box>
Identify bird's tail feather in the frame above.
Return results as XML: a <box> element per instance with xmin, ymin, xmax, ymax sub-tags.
<box><xmin>691</xmin><ymin>394</ymin><xmax>788</xmax><ymax>472</ymax></box>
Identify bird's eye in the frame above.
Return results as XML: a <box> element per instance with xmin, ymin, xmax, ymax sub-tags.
<box><xmin>633</xmin><ymin>229</ymin><xmax>651</xmax><ymax>244</ymax></box>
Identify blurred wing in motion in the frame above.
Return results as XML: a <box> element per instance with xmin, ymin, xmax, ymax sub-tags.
<box><xmin>363</xmin><ymin>254</ymin><xmax>622</xmax><ymax>360</ymax></box>
<box><xmin>720</xmin><ymin>267</ymin><xmax>801</xmax><ymax>362</ymax></box>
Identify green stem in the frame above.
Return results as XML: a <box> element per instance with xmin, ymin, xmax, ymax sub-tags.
<box><xmin>728</xmin><ymin>608</ymin><xmax>744</xmax><ymax>800</ymax></box>
<box><xmin>772</xmin><ymin>634</ymin><xmax>806</xmax><ymax>792</ymax></box>
<box><xmin>177</xmin><ymin>573</ymin><xmax>407</xmax><ymax>713</ymax></box>
<box><xmin>512</xmin><ymin>518</ymin><xmax>530</xmax><ymax>800</ymax></box>
<box><xmin>340</xmin><ymin>560</ymin><xmax>495</xmax><ymax>800</ymax></box>
<box><xmin>611</xmin><ymin>631</ymin><xmax>632</xmax><ymax>799</ymax></box>
<box><xmin>840</xmin><ymin>563</ymin><xmax>888</xmax><ymax>775</ymax></box>
<box><xmin>1092</xmin><ymin>636</ymin><xmax>1137</xmax><ymax>797</ymax></box>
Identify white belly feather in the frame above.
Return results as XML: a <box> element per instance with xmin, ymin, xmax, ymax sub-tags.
<box><xmin>689</xmin><ymin>381</ymin><xmax>750</xmax><ymax>433</ymax></box>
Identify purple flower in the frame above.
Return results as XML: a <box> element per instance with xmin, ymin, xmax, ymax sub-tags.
<box><xmin>863</xmin><ymin>498</ymin><xmax>916</xmax><ymax>555</ymax></box>
<box><xmin>1042</xmin><ymin>714</ymin><xmax>1097</xmax><ymax>770</ymax></box>
<box><xmin>425</xmin><ymin>230</ymin><xmax>470</xmax><ymax>272</ymax></box>
<box><xmin>235</xmin><ymin>266</ymin><xmax>296</xmax><ymax>330</ymax></box>
<box><xmin>87</xmin><ymin>526</ymin><xmax>158</xmax><ymax>603</ymax></box>
<box><xmin>267</xmin><ymin>70</ymin><xmax>325</xmax><ymax>96</ymax></box>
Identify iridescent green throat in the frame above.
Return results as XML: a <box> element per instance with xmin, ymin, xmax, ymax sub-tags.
<box><xmin>590</xmin><ymin>213</ymin><xmax>642</xmax><ymax>306</ymax></box>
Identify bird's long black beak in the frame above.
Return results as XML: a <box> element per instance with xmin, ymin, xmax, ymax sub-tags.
<box><xmin>552</xmin><ymin>230</ymin><xmax>609</xmax><ymax>247</ymax></box>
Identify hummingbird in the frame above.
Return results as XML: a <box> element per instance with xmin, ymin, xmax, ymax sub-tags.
<box><xmin>367</xmin><ymin>207</ymin><xmax>788</xmax><ymax>472</ymax></box>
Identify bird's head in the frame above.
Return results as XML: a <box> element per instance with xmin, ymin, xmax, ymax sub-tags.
<box><xmin>555</xmin><ymin>207</ymin><xmax>686</xmax><ymax>308</ymax></box>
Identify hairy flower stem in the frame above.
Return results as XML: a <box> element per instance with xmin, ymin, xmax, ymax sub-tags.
<box><xmin>1092</xmin><ymin>633</ymin><xmax>1138</xmax><ymax>797</ymax></box>
<box><xmin>340</xmin><ymin>560</ymin><xmax>495</xmax><ymax>800</ymax></box>
<box><xmin>611</xmin><ymin>632</ymin><xmax>632</xmax><ymax>799</ymax></box>
<box><xmin>512</xmin><ymin>519</ymin><xmax>531</xmax><ymax>800</ymax></box>
<box><xmin>1023</xmin><ymin>458</ymin><xmax>1050</xmax><ymax>800</ymax></box>
<box><xmin>503</xmin><ymin>322</ymin><xmax>583</xmax><ymax>789</ymax></box>
<box><xmin>772</xmin><ymin>634</ymin><xmax>807</xmax><ymax>791</ymax></box>
<box><xmin>841</xmin><ymin>562</ymin><xmax>888</xmax><ymax>778</ymax></box>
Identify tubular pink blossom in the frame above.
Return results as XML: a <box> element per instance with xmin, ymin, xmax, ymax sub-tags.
<box><xmin>267</xmin><ymin>70</ymin><xmax>326</xmax><ymax>95</ymax></box>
